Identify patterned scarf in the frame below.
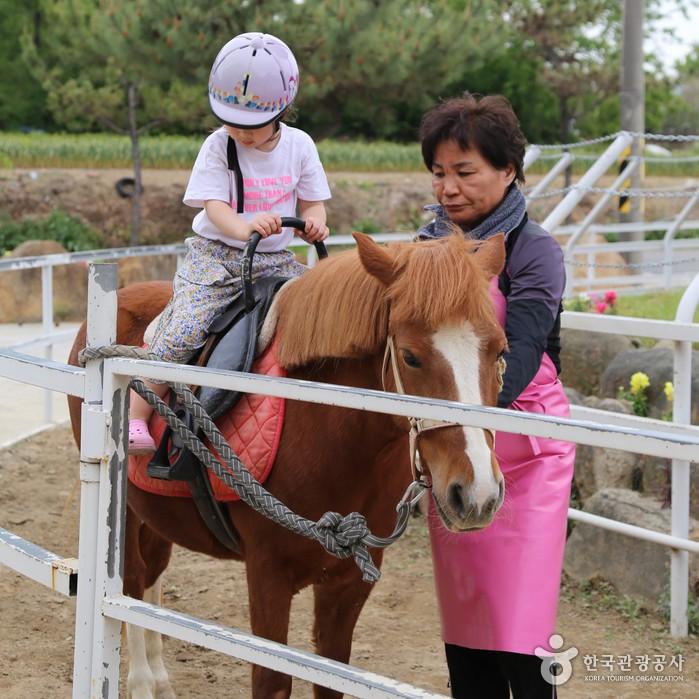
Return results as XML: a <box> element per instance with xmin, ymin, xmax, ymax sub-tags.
<box><xmin>417</xmin><ymin>184</ymin><xmax>527</xmax><ymax>241</ymax></box>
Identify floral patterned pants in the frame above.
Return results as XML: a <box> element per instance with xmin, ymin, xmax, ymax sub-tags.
<box><xmin>149</xmin><ymin>236</ymin><xmax>306</xmax><ymax>364</ymax></box>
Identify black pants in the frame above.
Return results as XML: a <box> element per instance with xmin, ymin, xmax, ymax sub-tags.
<box><xmin>445</xmin><ymin>644</ymin><xmax>558</xmax><ymax>699</ymax></box>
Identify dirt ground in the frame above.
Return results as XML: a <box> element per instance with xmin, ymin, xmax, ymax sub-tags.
<box><xmin>0</xmin><ymin>168</ymin><xmax>436</xmax><ymax>248</ymax></box>
<box><xmin>0</xmin><ymin>426</ymin><xmax>697</xmax><ymax>698</ymax></box>
<box><xmin>0</xmin><ymin>168</ymin><xmax>692</xmax><ymax>247</ymax></box>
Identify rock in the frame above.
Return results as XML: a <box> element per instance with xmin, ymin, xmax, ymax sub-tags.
<box><xmin>564</xmin><ymin>386</ymin><xmax>584</xmax><ymax>405</ymax></box>
<box><xmin>564</xmin><ymin>488</ymin><xmax>699</xmax><ymax>605</ymax></box>
<box><xmin>0</xmin><ymin>240</ymin><xmax>88</xmax><ymax>323</ymax></box>
<box><xmin>117</xmin><ymin>256</ymin><xmax>177</xmax><ymax>287</ymax></box>
<box><xmin>560</xmin><ymin>328</ymin><xmax>632</xmax><ymax>396</ymax></box>
<box><xmin>601</xmin><ymin>346</ymin><xmax>699</xmax><ymax>422</ymax></box>
<box><xmin>573</xmin><ymin>397</ymin><xmax>640</xmax><ymax>502</ymax></box>
<box><xmin>581</xmin><ymin>395</ymin><xmax>634</xmax><ymax>415</ymax></box>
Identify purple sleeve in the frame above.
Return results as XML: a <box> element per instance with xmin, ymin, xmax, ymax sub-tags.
<box><xmin>506</xmin><ymin>223</ymin><xmax>565</xmax><ymax>318</ymax></box>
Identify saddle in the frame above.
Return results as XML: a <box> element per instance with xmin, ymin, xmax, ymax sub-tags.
<box><xmin>146</xmin><ymin>273</ymin><xmax>289</xmax><ymax>554</ymax></box>
<box><xmin>143</xmin><ymin>133</ymin><xmax>329</xmax><ymax>553</ymax></box>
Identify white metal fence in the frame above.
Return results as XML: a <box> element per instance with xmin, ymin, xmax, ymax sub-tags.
<box><xmin>525</xmin><ymin>132</ymin><xmax>699</xmax><ymax>297</ymax></box>
<box><xmin>0</xmin><ymin>259</ymin><xmax>698</xmax><ymax>697</ymax></box>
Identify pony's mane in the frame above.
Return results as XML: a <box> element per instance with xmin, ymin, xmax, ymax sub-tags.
<box><xmin>276</xmin><ymin>234</ymin><xmax>495</xmax><ymax>369</ymax></box>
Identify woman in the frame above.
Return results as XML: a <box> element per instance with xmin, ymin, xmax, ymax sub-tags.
<box><xmin>418</xmin><ymin>94</ymin><xmax>575</xmax><ymax>699</ymax></box>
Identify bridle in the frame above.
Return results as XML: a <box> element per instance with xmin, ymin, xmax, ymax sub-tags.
<box><xmin>382</xmin><ymin>334</ymin><xmax>504</xmax><ymax>487</ymax></box>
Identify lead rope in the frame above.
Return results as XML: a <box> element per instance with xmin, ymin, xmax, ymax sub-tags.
<box><xmin>79</xmin><ymin>344</ymin><xmax>426</xmax><ymax>583</ymax></box>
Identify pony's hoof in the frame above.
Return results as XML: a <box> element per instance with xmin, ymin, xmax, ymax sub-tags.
<box><xmin>155</xmin><ymin>682</ymin><xmax>176</xmax><ymax>699</ymax></box>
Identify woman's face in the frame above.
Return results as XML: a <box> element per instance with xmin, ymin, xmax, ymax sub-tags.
<box><xmin>431</xmin><ymin>140</ymin><xmax>515</xmax><ymax>228</ymax></box>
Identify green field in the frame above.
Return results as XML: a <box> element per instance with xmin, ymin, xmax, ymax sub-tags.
<box><xmin>0</xmin><ymin>132</ymin><xmax>424</xmax><ymax>171</ymax></box>
<box><xmin>2</xmin><ymin>132</ymin><xmax>698</xmax><ymax>174</ymax></box>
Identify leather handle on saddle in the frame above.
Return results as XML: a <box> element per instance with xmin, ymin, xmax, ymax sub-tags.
<box><xmin>242</xmin><ymin>217</ymin><xmax>329</xmax><ymax>313</ymax></box>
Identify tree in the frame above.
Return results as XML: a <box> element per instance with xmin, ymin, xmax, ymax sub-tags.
<box><xmin>661</xmin><ymin>44</ymin><xmax>699</xmax><ymax>134</ymax></box>
<box><xmin>287</xmin><ymin>0</ymin><xmax>503</xmax><ymax>140</ymax></box>
<box><xmin>22</xmin><ymin>0</ymin><xmax>210</xmax><ymax>243</ymax></box>
<box><xmin>0</xmin><ymin>0</ymin><xmax>52</xmax><ymax>130</ymax></box>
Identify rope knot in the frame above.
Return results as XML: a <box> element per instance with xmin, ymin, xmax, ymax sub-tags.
<box><xmin>317</xmin><ymin>511</ymin><xmax>369</xmax><ymax>552</ymax></box>
<box><xmin>316</xmin><ymin>511</ymin><xmax>380</xmax><ymax>583</ymax></box>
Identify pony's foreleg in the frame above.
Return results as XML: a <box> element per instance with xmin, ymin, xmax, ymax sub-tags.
<box><xmin>126</xmin><ymin>579</ymin><xmax>175</xmax><ymax>699</ymax></box>
<box><xmin>311</xmin><ymin>575</ymin><xmax>375</xmax><ymax>699</ymax></box>
<box><xmin>246</xmin><ymin>562</ymin><xmax>294</xmax><ymax>699</ymax></box>
<box><xmin>143</xmin><ymin>576</ymin><xmax>176</xmax><ymax>699</ymax></box>
<box><xmin>124</xmin><ymin>512</ymin><xmax>174</xmax><ymax>699</ymax></box>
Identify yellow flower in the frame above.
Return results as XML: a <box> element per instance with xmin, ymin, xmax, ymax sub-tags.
<box><xmin>629</xmin><ymin>372</ymin><xmax>650</xmax><ymax>396</ymax></box>
<box><xmin>664</xmin><ymin>381</ymin><xmax>674</xmax><ymax>402</ymax></box>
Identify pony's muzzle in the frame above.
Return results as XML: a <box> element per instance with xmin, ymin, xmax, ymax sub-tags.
<box><xmin>446</xmin><ymin>475</ymin><xmax>504</xmax><ymax>529</ymax></box>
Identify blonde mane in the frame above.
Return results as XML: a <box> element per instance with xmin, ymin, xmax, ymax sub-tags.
<box><xmin>276</xmin><ymin>235</ymin><xmax>496</xmax><ymax>369</ymax></box>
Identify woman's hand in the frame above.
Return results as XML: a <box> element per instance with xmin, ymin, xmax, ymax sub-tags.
<box><xmin>250</xmin><ymin>214</ymin><xmax>283</xmax><ymax>238</ymax></box>
<box><xmin>296</xmin><ymin>217</ymin><xmax>329</xmax><ymax>243</ymax></box>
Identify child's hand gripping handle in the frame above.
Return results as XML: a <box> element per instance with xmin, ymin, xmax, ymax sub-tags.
<box><xmin>242</xmin><ymin>218</ymin><xmax>328</xmax><ymax>312</ymax></box>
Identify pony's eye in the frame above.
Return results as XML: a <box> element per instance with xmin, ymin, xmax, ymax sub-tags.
<box><xmin>401</xmin><ymin>349</ymin><xmax>422</xmax><ymax>369</ymax></box>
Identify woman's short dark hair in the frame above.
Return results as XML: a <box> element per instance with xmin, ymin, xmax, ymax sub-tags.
<box><xmin>419</xmin><ymin>94</ymin><xmax>526</xmax><ymax>184</ymax></box>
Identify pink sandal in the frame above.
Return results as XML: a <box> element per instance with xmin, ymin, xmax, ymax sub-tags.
<box><xmin>128</xmin><ymin>419</ymin><xmax>156</xmax><ymax>455</ymax></box>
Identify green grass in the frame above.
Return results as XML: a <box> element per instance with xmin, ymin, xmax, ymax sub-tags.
<box><xmin>566</xmin><ymin>290</ymin><xmax>699</xmax><ymax>323</ymax></box>
<box><xmin>0</xmin><ymin>132</ymin><xmax>424</xmax><ymax>171</ymax></box>
<box><xmin>614</xmin><ymin>290</ymin><xmax>699</xmax><ymax>323</ymax></box>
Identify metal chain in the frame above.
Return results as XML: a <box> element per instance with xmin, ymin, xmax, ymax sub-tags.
<box><xmin>564</xmin><ymin>256</ymin><xmax>699</xmax><ymax>270</ymax></box>
<box><xmin>537</xmin><ymin>152</ymin><xmax>699</xmax><ymax>164</ymax></box>
<box><xmin>78</xmin><ymin>344</ymin><xmax>427</xmax><ymax>583</ymax></box>
<box><xmin>532</xmin><ymin>134</ymin><xmax>618</xmax><ymax>150</ymax></box>
<box><xmin>531</xmin><ymin>130</ymin><xmax>699</xmax><ymax>150</ymax></box>
<box><xmin>526</xmin><ymin>185</ymin><xmax>699</xmax><ymax>200</ymax></box>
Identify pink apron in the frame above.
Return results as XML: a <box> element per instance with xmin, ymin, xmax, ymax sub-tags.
<box><xmin>427</xmin><ymin>282</ymin><xmax>575</xmax><ymax>654</ymax></box>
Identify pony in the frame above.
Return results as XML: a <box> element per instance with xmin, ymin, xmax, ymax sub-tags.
<box><xmin>68</xmin><ymin>232</ymin><xmax>507</xmax><ymax>699</ymax></box>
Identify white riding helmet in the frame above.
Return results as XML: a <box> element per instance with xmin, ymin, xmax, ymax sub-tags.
<box><xmin>208</xmin><ymin>32</ymin><xmax>299</xmax><ymax>129</ymax></box>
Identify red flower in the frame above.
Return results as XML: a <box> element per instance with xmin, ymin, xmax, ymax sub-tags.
<box><xmin>595</xmin><ymin>301</ymin><xmax>608</xmax><ymax>314</ymax></box>
<box><xmin>604</xmin><ymin>290</ymin><xmax>617</xmax><ymax>304</ymax></box>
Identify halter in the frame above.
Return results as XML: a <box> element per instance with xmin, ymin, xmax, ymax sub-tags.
<box><xmin>382</xmin><ymin>335</ymin><xmax>504</xmax><ymax>487</ymax></box>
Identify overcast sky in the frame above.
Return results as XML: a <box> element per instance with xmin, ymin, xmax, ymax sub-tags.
<box><xmin>646</xmin><ymin>1</ymin><xmax>699</xmax><ymax>73</ymax></box>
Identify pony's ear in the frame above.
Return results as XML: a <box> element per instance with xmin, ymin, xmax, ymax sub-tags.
<box><xmin>354</xmin><ymin>232</ymin><xmax>396</xmax><ymax>286</ymax></box>
<box><xmin>474</xmin><ymin>233</ymin><xmax>506</xmax><ymax>278</ymax></box>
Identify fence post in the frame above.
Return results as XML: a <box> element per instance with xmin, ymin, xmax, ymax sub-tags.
<box><xmin>72</xmin><ymin>264</ymin><xmax>118</xmax><ymax>698</ymax></box>
<box><xmin>523</xmin><ymin>145</ymin><xmax>541</xmax><ymax>172</ymax></box>
<box><xmin>671</xmin><ymin>271</ymin><xmax>699</xmax><ymax>636</ymax></box>
<box><xmin>663</xmin><ymin>190</ymin><xmax>699</xmax><ymax>290</ymax></box>
<box><xmin>90</xmin><ymin>336</ymin><xmax>130</xmax><ymax>696</ymax></box>
<box><xmin>563</xmin><ymin>157</ymin><xmax>640</xmax><ymax>297</ymax></box>
<box><xmin>525</xmin><ymin>152</ymin><xmax>572</xmax><ymax>202</ymax></box>
<box><xmin>543</xmin><ymin>132</ymin><xmax>633</xmax><ymax>235</ymax></box>
<box><xmin>41</xmin><ymin>265</ymin><xmax>54</xmax><ymax>422</ymax></box>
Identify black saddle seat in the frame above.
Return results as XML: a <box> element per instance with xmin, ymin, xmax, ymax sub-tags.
<box><xmin>199</xmin><ymin>274</ymin><xmax>289</xmax><ymax>421</ymax></box>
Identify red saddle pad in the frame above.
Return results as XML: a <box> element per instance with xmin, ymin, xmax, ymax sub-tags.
<box><xmin>128</xmin><ymin>339</ymin><xmax>285</xmax><ymax>501</ymax></box>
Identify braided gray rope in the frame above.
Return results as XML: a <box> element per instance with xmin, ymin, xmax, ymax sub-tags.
<box><xmin>79</xmin><ymin>344</ymin><xmax>427</xmax><ymax>583</ymax></box>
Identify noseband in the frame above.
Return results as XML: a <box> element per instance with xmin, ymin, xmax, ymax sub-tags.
<box><xmin>382</xmin><ymin>335</ymin><xmax>498</xmax><ymax>487</ymax></box>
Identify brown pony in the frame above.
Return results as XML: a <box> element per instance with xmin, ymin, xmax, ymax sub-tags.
<box><xmin>68</xmin><ymin>232</ymin><xmax>507</xmax><ymax>699</ymax></box>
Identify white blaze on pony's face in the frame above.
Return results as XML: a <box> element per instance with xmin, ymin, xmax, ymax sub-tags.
<box><xmin>354</xmin><ymin>230</ymin><xmax>507</xmax><ymax>531</ymax></box>
<box><xmin>425</xmin><ymin>320</ymin><xmax>505</xmax><ymax>530</ymax></box>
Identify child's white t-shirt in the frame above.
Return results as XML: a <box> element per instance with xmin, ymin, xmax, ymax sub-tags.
<box><xmin>183</xmin><ymin>124</ymin><xmax>331</xmax><ymax>253</ymax></box>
